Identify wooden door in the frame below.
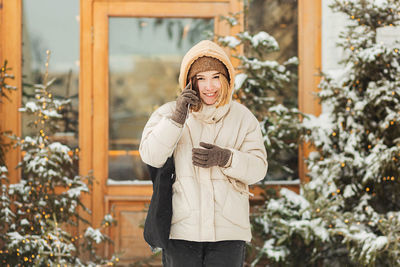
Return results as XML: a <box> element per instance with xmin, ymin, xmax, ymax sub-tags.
<box><xmin>81</xmin><ymin>0</ymin><xmax>242</xmax><ymax>264</ymax></box>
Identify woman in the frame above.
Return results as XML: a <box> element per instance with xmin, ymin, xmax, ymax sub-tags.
<box><xmin>139</xmin><ymin>40</ymin><xmax>268</xmax><ymax>267</ymax></box>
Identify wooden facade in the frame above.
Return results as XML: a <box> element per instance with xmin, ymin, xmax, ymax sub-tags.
<box><xmin>0</xmin><ymin>0</ymin><xmax>321</xmax><ymax>263</ymax></box>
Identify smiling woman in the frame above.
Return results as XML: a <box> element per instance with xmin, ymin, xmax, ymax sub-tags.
<box><xmin>139</xmin><ymin>40</ymin><xmax>268</xmax><ymax>266</ymax></box>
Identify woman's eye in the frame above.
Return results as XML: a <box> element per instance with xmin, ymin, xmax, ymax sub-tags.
<box><xmin>213</xmin><ymin>75</ymin><xmax>220</xmax><ymax>79</ymax></box>
<box><xmin>197</xmin><ymin>77</ymin><xmax>204</xmax><ymax>80</ymax></box>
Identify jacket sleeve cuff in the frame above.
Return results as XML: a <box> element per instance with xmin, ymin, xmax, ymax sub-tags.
<box><xmin>221</xmin><ymin>148</ymin><xmax>268</xmax><ymax>185</ymax></box>
<box><xmin>223</xmin><ymin>150</ymin><xmax>233</xmax><ymax>167</ymax></box>
<box><xmin>169</xmin><ymin>118</ymin><xmax>184</xmax><ymax>128</ymax></box>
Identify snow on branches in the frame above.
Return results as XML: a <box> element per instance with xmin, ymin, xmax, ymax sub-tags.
<box><xmin>252</xmin><ymin>0</ymin><xmax>400</xmax><ymax>266</ymax></box>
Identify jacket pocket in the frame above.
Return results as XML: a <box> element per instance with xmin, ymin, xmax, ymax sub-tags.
<box><xmin>222</xmin><ymin>187</ymin><xmax>250</xmax><ymax>229</ymax></box>
<box><xmin>171</xmin><ymin>180</ymin><xmax>191</xmax><ymax>224</ymax></box>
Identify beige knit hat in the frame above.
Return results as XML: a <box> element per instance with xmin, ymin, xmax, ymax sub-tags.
<box><xmin>187</xmin><ymin>56</ymin><xmax>229</xmax><ymax>82</ymax></box>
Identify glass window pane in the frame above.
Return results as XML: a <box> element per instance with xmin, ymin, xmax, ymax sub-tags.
<box><xmin>22</xmin><ymin>0</ymin><xmax>80</xmax><ymax>149</ymax></box>
<box><xmin>108</xmin><ymin>17</ymin><xmax>213</xmax><ymax>182</ymax></box>
<box><xmin>248</xmin><ymin>0</ymin><xmax>298</xmax><ymax>63</ymax></box>
<box><xmin>247</xmin><ymin>0</ymin><xmax>299</xmax><ymax>181</ymax></box>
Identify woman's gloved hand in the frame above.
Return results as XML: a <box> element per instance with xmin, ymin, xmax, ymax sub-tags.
<box><xmin>171</xmin><ymin>83</ymin><xmax>199</xmax><ymax>125</ymax></box>
<box><xmin>192</xmin><ymin>142</ymin><xmax>232</xmax><ymax>168</ymax></box>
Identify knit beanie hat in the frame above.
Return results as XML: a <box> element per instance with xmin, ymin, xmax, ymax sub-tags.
<box><xmin>187</xmin><ymin>56</ymin><xmax>229</xmax><ymax>82</ymax></box>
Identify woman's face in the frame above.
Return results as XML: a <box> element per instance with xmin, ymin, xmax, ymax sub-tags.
<box><xmin>195</xmin><ymin>70</ymin><xmax>222</xmax><ymax>105</ymax></box>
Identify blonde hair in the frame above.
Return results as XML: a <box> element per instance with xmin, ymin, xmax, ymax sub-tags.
<box><xmin>190</xmin><ymin>74</ymin><xmax>230</xmax><ymax>112</ymax></box>
<box><xmin>216</xmin><ymin>74</ymin><xmax>230</xmax><ymax>107</ymax></box>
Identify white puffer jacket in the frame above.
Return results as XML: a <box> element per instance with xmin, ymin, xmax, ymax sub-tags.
<box><xmin>139</xmin><ymin>40</ymin><xmax>268</xmax><ymax>242</ymax></box>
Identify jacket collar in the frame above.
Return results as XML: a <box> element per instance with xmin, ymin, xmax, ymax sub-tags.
<box><xmin>191</xmin><ymin>102</ymin><xmax>231</xmax><ymax>124</ymax></box>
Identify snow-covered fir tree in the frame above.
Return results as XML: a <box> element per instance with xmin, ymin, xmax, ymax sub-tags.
<box><xmin>0</xmin><ymin>52</ymin><xmax>118</xmax><ymax>266</ymax></box>
<box><xmin>252</xmin><ymin>0</ymin><xmax>400</xmax><ymax>266</ymax></box>
<box><xmin>218</xmin><ymin>9</ymin><xmax>304</xmax><ymax>181</ymax></box>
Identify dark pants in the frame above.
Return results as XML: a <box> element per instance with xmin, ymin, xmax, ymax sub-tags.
<box><xmin>162</xmin><ymin>239</ymin><xmax>246</xmax><ymax>267</ymax></box>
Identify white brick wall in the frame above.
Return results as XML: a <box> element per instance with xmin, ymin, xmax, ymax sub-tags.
<box><xmin>377</xmin><ymin>26</ymin><xmax>400</xmax><ymax>49</ymax></box>
<box><xmin>322</xmin><ymin>0</ymin><xmax>349</xmax><ymax>73</ymax></box>
<box><xmin>322</xmin><ymin>0</ymin><xmax>400</xmax><ymax>74</ymax></box>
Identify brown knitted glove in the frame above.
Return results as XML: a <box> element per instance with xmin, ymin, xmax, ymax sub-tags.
<box><xmin>171</xmin><ymin>83</ymin><xmax>199</xmax><ymax>125</ymax></box>
<box><xmin>192</xmin><ymin>142</ymin><xmax>232</xmax><ymax>168</ymax></box>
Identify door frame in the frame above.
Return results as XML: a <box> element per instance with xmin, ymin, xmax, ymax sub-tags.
<box><xmin>0</xmin><ymin>0</ymin><xmax>22</xmax><ymax>184</ymax></box>
<box><xmin>81</xmin><ymin>0</ymin><xmax>243</xmax><ymax>258</ymax></box>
